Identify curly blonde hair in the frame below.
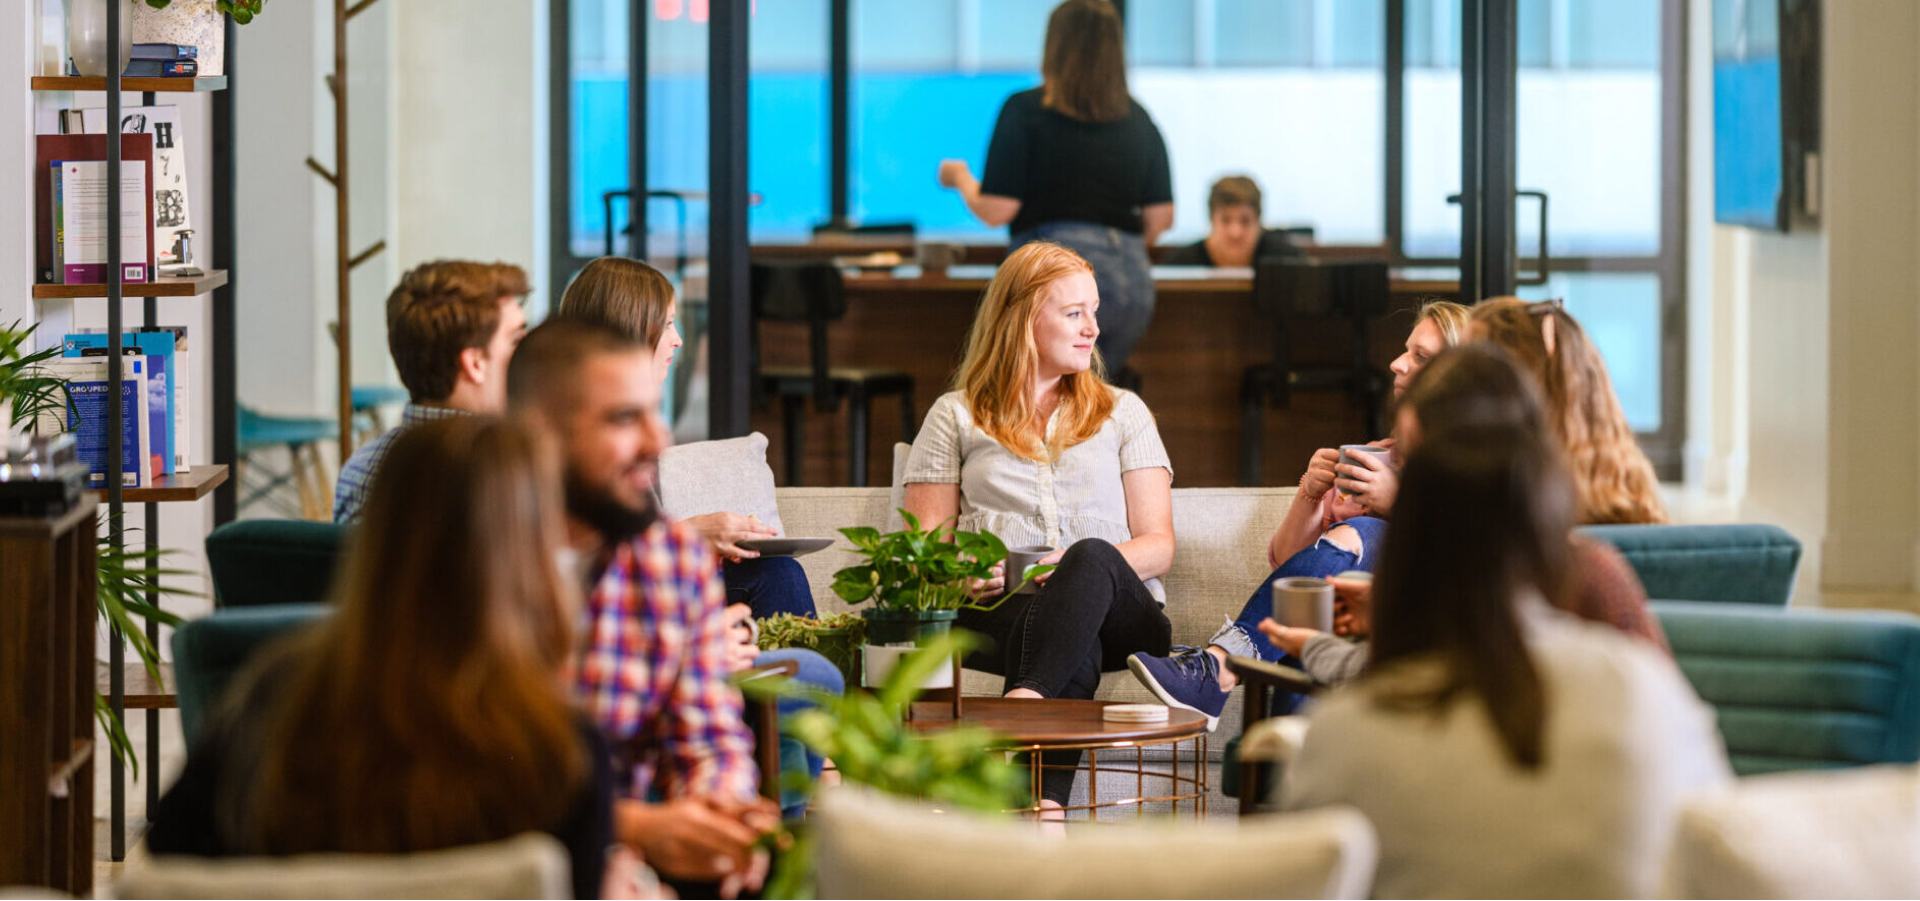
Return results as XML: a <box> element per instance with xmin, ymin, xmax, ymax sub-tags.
<box><xmin>1469</xmin><ymin>298</ymin><xmax>1667</xmax><ymax>525</ymax></box>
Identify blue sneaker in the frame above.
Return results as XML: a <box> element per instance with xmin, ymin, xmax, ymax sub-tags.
<box><xmin>1127</xmin><ymin>646</ymin><xmax>1230</xmax><ymax>732</ymax></box>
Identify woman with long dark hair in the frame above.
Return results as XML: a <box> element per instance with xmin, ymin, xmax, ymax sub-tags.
<box><xmin>150</xmin><ymin>417</ymin><xmax>615</xmax><ymax>899</ymax></box>
<box><xmin>937</xmin><ymin>0</ymin><xmax>1173</xmax><ymax>373</ymax></box>
<box><xmin>1280</xmin><ymin>422</ymin><xmax>1726</xmax><ymax>898</ymax></box>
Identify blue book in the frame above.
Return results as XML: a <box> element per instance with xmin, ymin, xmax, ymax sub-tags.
<box><xmin>34</xmin><ymin>357</ymin><xmax>152</xmax><ymax>488</ymax></box>
<box><xmin>66</xmin><ymin>333</ymin><xmax>175</xmax><ymax>475</ymax></box>
<box><xmin>131</xmin><ymin>43</ymin><xmax>198</xmax><ymax>61</ymax></box>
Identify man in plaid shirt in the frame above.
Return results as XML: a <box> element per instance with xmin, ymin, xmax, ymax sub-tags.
<box><xmin>508</xmin><ymin>319</ymin><xmax>775</xmax><ymax>894</ymax></box>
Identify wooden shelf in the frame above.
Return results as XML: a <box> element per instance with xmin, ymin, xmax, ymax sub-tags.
<box><xmin>96</xmin><ymin>662</ymin><xmax>175</xmax><ymax>710</ymax></box>
<box><xmin>32</xmin><ymin>76</ymin><xmax>228</xmax><ymax>93</ymax></box>
<box><xmin>90</xmin><ymin>465</ymin><xmax>229</xmax><ymax>504</ymax></box>
<box><xmin>33</xmin><ymin>270</ymin><xmax>227</xmax><ymax>299</ymax></box>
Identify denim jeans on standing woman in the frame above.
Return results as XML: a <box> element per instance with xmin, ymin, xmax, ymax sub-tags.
<box><xmin>1013</xmin><ymin>221</ymin><xmax>1155</xmax><ymax>374</ymax></box>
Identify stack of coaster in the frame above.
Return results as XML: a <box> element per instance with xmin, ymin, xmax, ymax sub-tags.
<box><xmin>1102</xmin><ymin>703</ymin><xmax>1171</xmax><ymax>724</ymax></box>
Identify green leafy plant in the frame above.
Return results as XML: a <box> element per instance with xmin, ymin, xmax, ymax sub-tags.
<box><xmin>757</xmin><ymin>612</ymin><xmax>865</xmax><ymax>688</ymax></box>
<box><xmin>745</xmin><ymin>631</ymin><xmax>1028</xmax><ymax>899</ymax></box>
<box><xmin>95</xmin><ymin>516</ymin><xmax>196</xmax><ymax>777</ymax></box>
<box><xmin>0</xmin><ymin>321</ymin><xmax>69</xmax><ymax>435</ymax></box>
<box><xmin>833</xmin><ymin>509</ymin><xmax>1048</xmax><ymax>612</ymax></box>
<box><xmin>141</xmin><ymin>0</ymin><xmax>268</xmax><ymax>24</ymax></box>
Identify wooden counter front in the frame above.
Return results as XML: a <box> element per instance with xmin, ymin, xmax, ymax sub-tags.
<box><xmin>749</xmin><ymin>267</ymin><xmax>1457</xmax><ymax>487</ymax></box>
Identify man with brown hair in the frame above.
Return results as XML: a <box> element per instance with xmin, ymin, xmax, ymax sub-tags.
<box><xmin>1165</xmin><ymin>174</ymin><xmax>1306</xmax><ymax>267</ymax></box>
<box><xmin>332</xmin><ymin>259</ymin><xmax>530</xmax><ymax>523</ymax></box>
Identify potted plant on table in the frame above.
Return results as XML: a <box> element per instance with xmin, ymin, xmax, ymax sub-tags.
<box><xmin>832</xmin><ymin>509</ymin><xmax>1050</xmax><ymax>687</ymax></box>
<box><xmin>756</xmin><ymin>610</ymin><xmax>867</xmax><ymax>690</ymax></box>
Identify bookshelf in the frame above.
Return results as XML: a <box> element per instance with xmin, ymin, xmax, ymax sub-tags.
<box><xmin>31</xmin><ymin>76</ymin><xmax>228</xmax><ymax>93</ymax></box>
<box><xmin>90</xmin><ymin>465</ymin><xmax>230</xmax><ymax>504</ymax></box>
<box><xmin>19</xmin><ymin>8</ymin><xmax>240</xmax><ymax>870</ymax></box>
<box><xmin>32</xmin><ymin>270</ymin><xmax>229</xmax><ymax>299</ymax></box>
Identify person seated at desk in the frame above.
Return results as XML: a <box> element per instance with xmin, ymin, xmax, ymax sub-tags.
<box><xmin>1163</xmin><ymin>175</ymin><xmax>1306</xmax><ymax>268</ymax></box>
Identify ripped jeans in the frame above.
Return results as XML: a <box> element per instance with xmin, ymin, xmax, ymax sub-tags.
<box><xmin>1210</xmin><ymin>517</ymin><xmax>1389</xmax><ymax>711</ymax></box>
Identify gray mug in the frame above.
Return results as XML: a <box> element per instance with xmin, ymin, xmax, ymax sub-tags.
<box><xmin>1273</xmin><ymin>576</ymin><xmax>1334</xmax><ymax>632</ymax></box>
<box><xmin>1005</xmin><ymin>544</ymin><xmax>1054</xmax><ymax>595</ymax></box>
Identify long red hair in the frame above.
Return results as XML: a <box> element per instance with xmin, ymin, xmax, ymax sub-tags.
<box><xmin>957</xmin><ymin>241</ymin><xmax>1116</xmax><ymax>461</ymax></box>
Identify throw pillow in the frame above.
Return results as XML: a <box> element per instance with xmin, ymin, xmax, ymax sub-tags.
<box><xmin>657</xmin><ymin>431</ymin><xmax>785</xmax><ymax>535</ymax></box>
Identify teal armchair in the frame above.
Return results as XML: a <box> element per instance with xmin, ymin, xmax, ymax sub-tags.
<box><xmin>172</xmin><ymin>604</ymin><xmax>333</xmax><ymax>747</ymax></box>
<box><xmin>205</xmin><ymin>519</ymin><xmax>348</xmax><ymax>608</ymax></box>
<box><xmin>1581</xmin><ymin>523</ymin><xmax>1802</xmax><ymax>606</ymax></box>
<box><xmin>1657</xmin><ymin>601</ymin><xmax>1920</xmax><ymax>775</ymax></box>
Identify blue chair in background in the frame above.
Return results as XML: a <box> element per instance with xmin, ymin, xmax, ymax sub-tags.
<box><xmin>1582</xmin><ymin>523</ymin><xmax>1802</xmax><ymax>606</ymax></box>
<box><xmin>1657</xmin><ymin>601</ymin><xmax>1920</xmax><ymax>775</ymax></box>
<box><xmin>237</xmin><ymin>405</ymin><xmax>338</xmax><ymax>520</ymax></box>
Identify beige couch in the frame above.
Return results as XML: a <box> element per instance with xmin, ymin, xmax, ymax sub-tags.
<box><xmin>775</xmin><ymin>482</ymin><xmax>1299</xmax><ymax>759</ymax></box>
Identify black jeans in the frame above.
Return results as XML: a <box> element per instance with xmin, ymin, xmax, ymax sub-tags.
<box><xmin>955</xmin><ymin>538</ymin><xmax>1173</xmax><ymax>804</ymax></box>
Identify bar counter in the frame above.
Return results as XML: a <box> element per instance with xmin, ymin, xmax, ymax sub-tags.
<box><xmin>749</xmin><ymin>264</ymin><xmax>1459</xmax><ymax>487</ymax></box>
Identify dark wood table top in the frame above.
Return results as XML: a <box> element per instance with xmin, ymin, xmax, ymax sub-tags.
<box><xmin>907</xmin><ymin>697</ymin><xmax>1208</xmax><ymax>747</ymax></box>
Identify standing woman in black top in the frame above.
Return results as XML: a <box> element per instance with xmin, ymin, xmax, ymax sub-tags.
<box><xmin>148</xmin><ymin>417</ymin><xmax>619</xmax><ymax>900</ymax></box>
<box><xmin>938</xmin><ymin>0</ymin><xmax>1173</xmax><ymax>374</ymax></box>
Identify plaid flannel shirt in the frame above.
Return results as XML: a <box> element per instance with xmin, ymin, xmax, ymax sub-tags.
<box><xmin>575</xmin><ymin>515</ymin><xmax>758</xmax><ymax>801</ymax></box>
<box><xmin>332</xmin><ymin>404</ymin><xmax>467</xmax><ymax>523</ymax></box>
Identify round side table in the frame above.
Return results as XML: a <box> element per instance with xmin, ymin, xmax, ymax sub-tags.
<box><xmin>910</xmin><ymin>697</ymin><xmax>1210</xmax><ymax>820</ymax></box>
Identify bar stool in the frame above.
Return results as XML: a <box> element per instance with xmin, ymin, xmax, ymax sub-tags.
<box><xmin>1239</xmin><ymin>259</ymin><xmax>1391</xmax><ymax>487</ymax></box>
<box><xmin>237</xmin><ymin>405</ymin><xmax>338</xmax><ymax>520</ymax></box>
<box><xmin>750</xmin><ymin>261</ymin><xmax>915</xmax><ymax>486</ymax></box>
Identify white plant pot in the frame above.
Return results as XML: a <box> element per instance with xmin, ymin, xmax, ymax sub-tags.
<box><xmin>130</xmin><ymin>0</ymin><xmax>224</xmax><ymax>77</ymax></box>
<box><xmin>65</xmin><ymin>0</ymin><xmax>134</xmax><ymax>77</ymax></box>
<box><xmin>861</xmin><ymin>644</ymin><xmax>955</xmax><ymax>691</ymax></box>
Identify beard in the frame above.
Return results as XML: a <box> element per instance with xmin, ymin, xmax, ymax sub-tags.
<box><xmin>564</xmin><ymin>466</ymin><xmax>660</xmax><ymax>543</ymax></box>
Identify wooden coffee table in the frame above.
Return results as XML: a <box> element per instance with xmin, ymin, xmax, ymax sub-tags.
<box><xmin>908</xmin><ymin>697</ymin><xmax>1210</xmax><ymax>819</ymax></box>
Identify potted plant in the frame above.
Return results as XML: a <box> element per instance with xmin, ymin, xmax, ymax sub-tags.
<box><xmin>756</xmin><ymin>611</ymin><xmax>867</xmax><ymax>690</ymax></box>
<box><xmin>126</xmin><ymin>0</ymin><xmax>268</xmax><ymax>78</ymax></box>
<box><xmin>834</xmin><ymin>509</ymin><xmax>1056</xmax><ymax>688</ymax></box>
<box><xmin>744</xmin><ymin>632</ymin><xmax>1028</xmax><ymax>898</ymax></box>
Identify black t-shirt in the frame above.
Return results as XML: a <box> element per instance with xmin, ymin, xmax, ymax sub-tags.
<box><xmin>1163</xmin><ymin>230</ymin><xmax>1307</xmax><ymax>266</ymax></box>
<box><xmin>980</xmin><ymin>88</ymin><xmax>1173</xmax><ymax>236</ymax></box>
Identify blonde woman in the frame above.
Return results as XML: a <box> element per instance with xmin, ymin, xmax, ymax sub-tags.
<box><xmin>903</xmin><ymin>240</ymin><xmax>1175</xmax><ymax>813</ymax></box>
<box><xmin>1468</xmin><ymin>298</ymin><xmax>1668</xmax><ymax>525</ymax></box>
<box><xmin>1129</xmin><ymin>300</ymin><xmax>1469</xmax><ymax>728</ymax></box>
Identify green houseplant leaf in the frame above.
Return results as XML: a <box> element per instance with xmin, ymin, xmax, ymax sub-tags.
<box><xmin>832</xmin><ymin>510</ymin><xmax>1013</xmax><ymax>613</ymax></box>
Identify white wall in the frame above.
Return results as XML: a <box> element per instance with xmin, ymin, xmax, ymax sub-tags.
<box><xmin>1702</xmin><ymin>0</ymin><xmax>1920</xmax><ymax>599</ymax></box>
<box><xmin>392</xmin><ymin>0</ymin><xmax>549</xmax><ymax>318</ymax></box>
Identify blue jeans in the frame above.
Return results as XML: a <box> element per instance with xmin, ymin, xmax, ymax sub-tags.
<box><xmin>1013</xmin><ymin>221</ymin><xmax>1155</xmax><ymax>373</ymax></box>
<box><xmin>723</xmin><ymin>556</ymin><xmax>818</xmax><ymax>619</ymax></box>
<box><xmin>1213</xmin><ymin>516</ymin><xmax>1388</xmax><ymax>714</ymax></box>
<box><xmin>757</xmin><ymin>647</ymin><xmax>844</xmax><ymax>818</ymax></box>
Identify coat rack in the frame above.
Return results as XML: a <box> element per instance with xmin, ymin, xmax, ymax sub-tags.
<box><xmin>306</xmin><ymin>0</ymin><xmax>387</xmax><ymax>454</ymax></box>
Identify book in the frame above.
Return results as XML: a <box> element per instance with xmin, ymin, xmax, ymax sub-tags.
<box><xmin>49</xmin><ymin>163</ymin><xmax>65</xmax><ymax>282</ymax></box>
<box><xmin>30</xmin><ymin>357</ymin><xmax>153</xmax><ymax>488</ymax></box>
<box><xmin>132</xmin><ymin>43</ymin><xmax>197</xmax><ymax>60</ymax></box>
<box><xmin>74</xmin><ymin>326</ymin><xmax>190</xmax><ymax>473</ymax></box>
<box><xmin>54</xmin><ymin>160</ymin><xmax>149</xmax><ymax>284</ymax></box>
<box><xmin>125</xmin><ymin>59</ymin><xmax>197</xmax><ymax>77</ymax></box>
<box><xmin>34</xmin><ymin>134</ymin><xmax>155</xmax><ymax>284</ymax></box>
<box><xmin>65</xmin><ymin>332</ymin><xmax>178</xmax><ymax>475</ymax></box>
<box><xmin>79</xmin><ymin>106</ymin><xmax>191</xmax><ymax>266</ymax></box>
